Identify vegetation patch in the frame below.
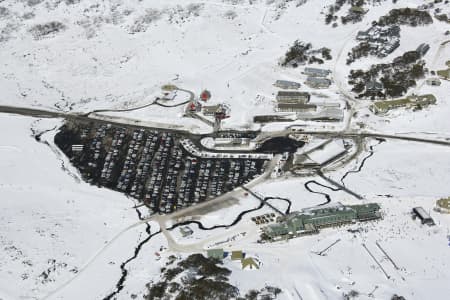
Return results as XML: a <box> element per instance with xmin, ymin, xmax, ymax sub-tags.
<box><xmin>29</xmin><ymin>21</ymin><xmax>66</xmax><ymax>39</ymax></box>
<box><xmin>324</xmin><ymin>0</ymin><xmax>369</xmax><ymax>26</ymax></box>
<box><xmin>377</xmin><ymin>8</ymin><xmax>433</xmax><ymax>26</ymax></box>
<box><xmin>280</xmin><ymin>41</ymin><xmax>332</xmax><ymax>67</ymax></box>
<box><xmin>435</xmin><ymin>13</ymin><xmax>450</xmax><ymax>24</ymax></box>
<box><xmin>144</xmin><ymin>254</ymin><xmax>281</xmax><ymax>300</ymax></box>
<box><xmin>348</xmin><ymin>49</ymin><xmax>427</xmax><ymax>98</ymax></box>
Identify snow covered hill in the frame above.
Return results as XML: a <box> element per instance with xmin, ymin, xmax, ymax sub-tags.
<box><xmin>1</xmin><ymin>0</ymin><xmax>446</xmax><ymax>130</ymax></box>
<box><xmin>1</xmin><ymin>0</ymin><xmax>450</xmax><ymax>299</ymax></box>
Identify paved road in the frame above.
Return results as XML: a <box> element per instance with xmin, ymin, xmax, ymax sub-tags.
<box><xmin>0</xmin><ymin>104</ymin><xmax>206</xmax><ymax>138</ymax></box>
<box><xmin>85</xmin><ymin>87</ymin><xmax>195</xmax><ymax>115</ymax></box>
<box><xmin>0</xmin><ymin>105</ymin><xmax>69</xmax><ymax>119</ymax></box>
<box><xmin>2</xmin><ymin>105</ymin><xmax>450</xmax><ymax>148</ymax></box>
<box><xmin>256</xmin><ymin>127</ymin><xmax>450</xmax><ymax>147</ymax></box>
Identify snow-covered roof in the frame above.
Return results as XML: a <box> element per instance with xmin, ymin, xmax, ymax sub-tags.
<box><xmin>305</xmin><ymin>140</ymin><xmax>347</xmax><ymax>165</ymax></box>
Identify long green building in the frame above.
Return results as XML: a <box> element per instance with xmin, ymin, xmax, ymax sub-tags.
<box><xmin>261</xmin><ymin>202</ymin><xmax>381</xmax><ymax>242</ymax></box>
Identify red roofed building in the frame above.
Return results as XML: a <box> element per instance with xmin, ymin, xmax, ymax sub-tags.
<box><xmin>200</xmin><ymin>90</ymin><xmax>211</xmax><ymax>101</ymax></box>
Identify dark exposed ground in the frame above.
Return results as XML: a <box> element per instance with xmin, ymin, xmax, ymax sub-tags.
<box><xmin>257</xmin><ymin>137</ymin><xmax>305</xmax><ymax>154</ymax></box>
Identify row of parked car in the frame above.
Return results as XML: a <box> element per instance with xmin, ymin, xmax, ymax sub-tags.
<box><xmin>67</xmin><ymin>123</ymin><xmax>268</xmax><ymax>215</ymax></box>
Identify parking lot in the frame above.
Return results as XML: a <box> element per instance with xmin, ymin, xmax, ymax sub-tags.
<box><xmin>55</xmin><ymin>121</ymin><xmax>268</xmax><ymax>214</ymax></box>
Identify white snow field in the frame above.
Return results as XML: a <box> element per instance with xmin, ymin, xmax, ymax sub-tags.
<box><xmin>0</xmin><ymin>0</ymin><xmax>450</xmax><ymax>299</ymax></box>
<box><xmin>1</xmin><ymin>0</ymin><xmax>445</xmax><ymax>131</ymax></box>
<box><xmin>150</xmin><ymin>139</ymin><xmax>450</xmax><ymax>300</ymax></box>
<box><xmin>0</xmin><ymin>115</ymin><xmax>143</xmax><ymax>299</ymax></box>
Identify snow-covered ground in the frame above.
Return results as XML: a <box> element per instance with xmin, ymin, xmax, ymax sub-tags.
<box><xmin>3</xmin><ymin>0</ymin><xmax>442</xmax><ymax>131</ymax></box>
<box><xmin>1</xmin><ymin>0</ymin><xmax>450</xmax><ymax>299</ymax></box>
<box><xmin>152</xmin><ymin>138</ymin><xmax>450</xmax><ymax>299</ymax></box>
<box><xmin>0</xmin><ymin>114</ymin><xmax>141</xmax><ymax>299</ymax></box>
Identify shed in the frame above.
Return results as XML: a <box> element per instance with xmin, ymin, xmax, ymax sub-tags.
<box><xmin>412</xmin><ymin>207</ymin><xmax>434</xmax><ymax>225</ymax></box>
<box><xmin>241</xmin><ymin>257</ymin><xmax>259</xmax><ymax>270</ymax></box>
<box><xmin>426</xmin><ymin>78</ymin><xmax>441</xmax><ymax>86</ymax></box>
<box><xmin>207</xmin><ymin>248</ymin><xmax>224</xmax><ymax>259</ymax></box>
<box><xmin>179</xmin><ymin>226</ymin><xmax>193</xmax><ymax>237</ymax></box>
<box><xmin>72</xmin><ymin>145</ymin><xmax>84</xmax><ymax>152</ymax></box>
<box><xmin>231</xmin><ymin>250</ymin><xmax>244</xmax><ymax>261</ymax></box>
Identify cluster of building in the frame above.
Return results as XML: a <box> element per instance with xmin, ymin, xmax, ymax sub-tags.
<box><xmin>186</xmin><ymin>99</ymin><xmax>230</xmax><ymax>131</ymax></box>
<box><xmin>268</xmin><ymin>68</ymin><xmax>343</xmax><ymax>122</ymax></box>
<box><xmin>357</xmin><ymin>44</ymin><xmax>431</xmax><ymax>98</ymax></box>
<box><xmin>206</xmin><ymin>249</ymin><xmax>260</xmax><ymax>270</ymax></box>
<box><xmin>370</xmin><ymin>94</ymin><xmax>436</xmax><ymax>114</ymax></box>
<box><xmin>274</xmin><ymin>90</ymin><xmax>343</xmax><ymax>120</ymax></box>
<box><xmin>260</xmin><ymin>202</ymin><xmax>381</xmax><ymax>242</ymax></box>
<box><xmin>302</xmin><ymin>67</ymin><xmax>332</xmax><ymax>89</ymax></box>
<box><xmin>184</xmin><ymin>90</ymin><xmax>227</xmax><ymax>118</ymax></box>
<box><xmin>275</xmin><ymin>91</ymin><xmax>314</xmax><ymax>113</ymax></box>
<box><xmin>354</xmin><ymin>25</ymin><xmax>401</xmax><ymax>58</ymax></box>
<box><xmin>61</xmin><ymin>123</ymin><xmax>267</xmax><ymax>214</ymax></box>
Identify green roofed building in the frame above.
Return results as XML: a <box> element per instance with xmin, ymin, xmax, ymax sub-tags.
<box><xmin>349</xmin><ymin>203</ymin><xmax>381</xmax><ymax>221</ymax></box>
<box><xmin>207</xmin><ymin>248</ymin><xmax>224</xmax><ymax>260</ymax></box>
<box><xmin>370</xmin><ymin>94</ymin><xmax>436</xmax><ymax>115</ymax></box>
<box><xmin>261</xmin><ymin>202</ymin><xmax>381</xmax><ymax>242</ymax></box>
